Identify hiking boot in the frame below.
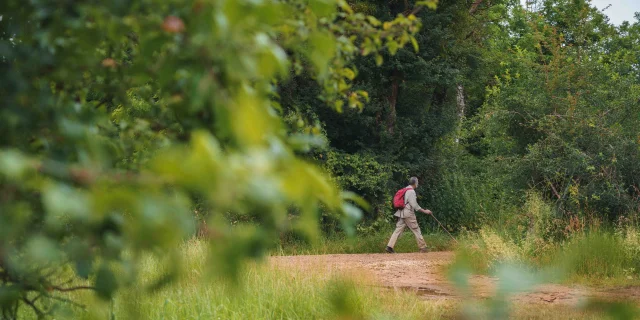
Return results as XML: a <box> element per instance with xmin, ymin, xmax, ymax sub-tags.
<box><xmin>385</xmin><ymin>246</ymin><xmax>395</xmax><ymax>254</ymax></box>
<box><xmin>419</xmin><ymin>248</ymin><xmax>429</xmax><ymax>253</ymax></box>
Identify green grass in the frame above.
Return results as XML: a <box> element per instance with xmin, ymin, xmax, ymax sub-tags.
<box><xmin>20</xmin><ymin>240</ymin><xmax>453</xmax><ymax>320</ymax></box>
<box><xmin>452</xmin><ymin>228</ymin><xmax>640</xmax><ymax>286</ymax></box>
<box><xmin>18</xmin><ymin>239</ymin><xmax>618</xmax><ymax>320</ymax></box>
<box><xmin>493</xmin><ymin>303</ymin><xmax>606</xmax><ymax>320</ymax></box>
<box><xmin>273</xmin><ymin>228</ymin><xmax>455</xmax><ymax>256</ymax></box>
<box><xmin>559</xmin><ymin>232</ymin><xmax>638</xmax><ymax>286</ymax></box>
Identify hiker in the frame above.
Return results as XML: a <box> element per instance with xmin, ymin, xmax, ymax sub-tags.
<box><xmin>386</xmin><ymin>177</ymin><xmax>432</xmax><ymax>253</ymax></box>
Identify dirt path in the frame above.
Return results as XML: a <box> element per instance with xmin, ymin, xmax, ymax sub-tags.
<box><xmin>270</xmin><ymin>252</ymin><xmax>640</xmax><ymax>306</ymax></box>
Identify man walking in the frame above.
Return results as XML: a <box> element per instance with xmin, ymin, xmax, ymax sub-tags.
<box><xmin>386</xmin><ymin>177</ymin><xmax>432</xmax><ymax>253</ymax></box>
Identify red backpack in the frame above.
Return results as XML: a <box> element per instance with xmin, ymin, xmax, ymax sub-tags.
<box><xmin>392</xmin><ymin>187</ymin><xmax>412</xmax><ymax>209</ymax></box>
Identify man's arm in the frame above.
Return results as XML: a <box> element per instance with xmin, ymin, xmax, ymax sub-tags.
<box><xmin>407</xmin><ymin>190</ymin><xmax>421</xmax><ymax>211</ymax></box>
<box><xmin>408</xmin><ymin>190</ymin><xmax>432</xmax><ymax>215</ymax></box>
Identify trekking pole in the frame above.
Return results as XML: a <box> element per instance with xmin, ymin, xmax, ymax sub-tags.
<box><xmin>429</xmin><ymin>213</ymin><xmax>459</xmax><ymax>244</ymax></box>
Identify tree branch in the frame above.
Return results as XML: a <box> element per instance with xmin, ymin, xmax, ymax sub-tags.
<box><xmin>22</xmin><ymin>297</ymin><xmax>44</xmax><ymax>319</ymax></box>
<box><xmin>36</xmin><ymin>159</ymin><xmax>166</xmax><ymax>186</ymax></box>
<box><xmin>469</xmin><ymin>0</ymin><xmax>485</xmax><ymax>14</ymax></box>
<box><xmin>51</xmin><ymin>285</ymin><xmax>96</xmax><ymax>293</ymax></box>
<box><xmin>402</xmin><ymin>6</ymin><xmax>424</xmax><ymax>17</ymax></box>
<box><xmin>546</xmin><ymin>178</ymin><xmax>562</xmax><ymax>200</ymax></box>
<box><xmin>93</xmin><ymin>97</ymin><xmax>112</xmax><ymax>109</ymax></box>
<box><xmin>45</xmin><ymin>294</ymin><xmax>86</xmax><ymax>310</ymax></box>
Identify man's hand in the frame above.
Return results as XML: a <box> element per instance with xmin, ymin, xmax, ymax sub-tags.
<box><xmin>422</xmin><ymin>209</ymin><xmax>432</xmax><ymax>215</ymax></box>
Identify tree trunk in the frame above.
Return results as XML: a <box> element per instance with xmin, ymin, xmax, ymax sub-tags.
<box><xmin>469</xmin><ymin>0</ymin><xmax>484</xmax><ymax>14</ymax></box>
<box><xmin>455</xmin><ymin>84</ymin><xmax>465</xmax><ymax>143</ymax></box>
<box><xmin>384</xmin><ymin>0</ymin><xmax>411</xmax><ymax>135</ymax></box>
<box><xmin>386</xmin><ymin>70</ymin><xmax>401</xmax><ymax>134</ymax></box>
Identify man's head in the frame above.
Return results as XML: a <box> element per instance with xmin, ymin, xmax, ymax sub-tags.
<box><xmin>409</xmin><ymin>177</ymin><xmax>419</xmax><ymax>188</ymax></box>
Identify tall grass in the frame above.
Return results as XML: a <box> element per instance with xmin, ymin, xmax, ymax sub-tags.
<box><xmin>454</xmin><ymin>227</ymin><xmax>640</xmax><ymax>284</ymax></box>
<box><xmin>20</xmin><ymin>240</ymin><xmax>452</xmax><ymax>320</ymax></box>
<box><xmin>561</xmin><ymin>232</ymin><xmax>630</xmax><ymax>281</ymax></box>
<box><xmin>453</xmin><ymin>211</ymin><xmax>640</xmax><ymax>287</ymax></box>
<box><xmin>447</xmin><ymin>191</ymin><xmax>640</xmax><ymax>286</ymax></box>
<box><xmin>18</xmin><ymin>240</ymin><xmax>616</xmax><ymax>319</ymax></box>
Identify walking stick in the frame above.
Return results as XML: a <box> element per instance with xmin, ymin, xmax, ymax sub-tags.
<box><xmin>429</xmin><ymin>213</ymin><xmax>458</xmax><ymax>244</ymax></box>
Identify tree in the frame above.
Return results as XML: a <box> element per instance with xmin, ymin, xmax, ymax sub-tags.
<box><xmin>464</xmin><ymin>0</ymin><xmax>640</xmax><ymax>220</ymax></box>
<box><xmin>278</xmin><ymin>0</ymin><xmax>508</xmax><ymax>229</ymax></box>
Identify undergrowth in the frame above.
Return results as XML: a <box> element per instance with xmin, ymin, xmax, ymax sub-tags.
<box><xmin>18</xmin><ymin>240</ymin><xmax>611</xmax><ymax>320</ymax></box>
<box><xmin>452</xmin><ymin>191</ymin><xmax>640</xmax><ymax>285</ymax></box>
<box><xmin>19</xmin><ymin>241</ymin><xmax>453</xmax><ymax>320</ymax></box>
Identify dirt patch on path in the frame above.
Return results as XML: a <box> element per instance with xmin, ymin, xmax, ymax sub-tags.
<box><xmin>270</xmin><ymin>252</ymin><xmax>639</xmax><ymax>306</ymax></box>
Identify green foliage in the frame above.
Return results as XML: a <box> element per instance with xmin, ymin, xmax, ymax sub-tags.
<box><xmin>422</xmin><ymin>167</ymin><xmax>485</xmax><ymax>231</ymax></box>
<box><xmin>0</xmin><ymin>0</ymin><xmax>429</xmax><ymax>317</ymax></box>
<box><xmin>279</xmin><ymin>0</ymin><xmax>484</xmax><ymax>227</ymax></box>
<box><xmin>466</xmin><ymin>1</ymin><xmax>640</xmax><ymax>220</ymax></box>
<box><xmin>279</xmin><ymin>0</ymin><xmax>639</xmax><ymax>251</ymax></box>
<box><xmin>323</xmin><ymin>150</ymin><xmax>404</xmax><ymax>216</ymax></box>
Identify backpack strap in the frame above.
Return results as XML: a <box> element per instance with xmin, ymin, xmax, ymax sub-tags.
<box><xmin>404</xmin><ymin>187</ymin><xmax>412</xmax><ymax>208</ymax></box>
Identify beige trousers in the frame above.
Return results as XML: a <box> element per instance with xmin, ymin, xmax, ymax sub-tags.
<box><xmin>386</xmin><ymin>216</ymin><xmax>427</xmax><ymax>249</ymax></box>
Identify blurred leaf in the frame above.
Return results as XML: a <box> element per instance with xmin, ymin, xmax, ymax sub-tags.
<box><xmin>586</xmin><ymin>300</ymin><xmax>639</xmax><ymax>320</ymax></box>
<box><xmin>494</xmin><ymin>264</ymin><xmax>540</xmax><ymax>295</ymax></box>
<box><xmin>309</xmin><ymin>0</ymin><xmax>336</xmax><ymax>18</ymax></box>
<box><xmin>43</xmin><ymin>183</ymin><xmax>91</xmax><ymax>225</ymax></box>
<box><xmin>0</xmin><ymin>286</ymin><xmax>21</xmax><ymax>309</ymax></box>
<box><xmin>410</xmin><ymin>36</ymin><xmax>419</xmax><ymax>52</ymax></box>
<box><xmin>417</xmin><ymin>0</ymin><xmax>439</xmax><ymax>10</ymax></box>
<box><xmin>342</xmin><ymin>191</ymin><xmax>371</xmax><ymax>212</ymax></box>
<box><xmin>24</xmin><ymin>236</ymin><xmax>62</xmax><ymax>265</ymax></box>
<box><xmin>308</xmin><ymin>32</ymin><xmax>336</xmax><ymax>76</ymax></box>
<box><xmin>0</xmin><ymin>150</ymin><xmax>33</xmax><ymax>180</ymax></box>
<box><xmin>95</xmin><ymin>265</ymin><xmax>118</xmax><ymax>300</ymax></box>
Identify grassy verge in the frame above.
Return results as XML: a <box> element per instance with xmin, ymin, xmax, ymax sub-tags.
<box><xmin>20</xmin><ymin>240</ymin><xmax>453</xmax><ymax>320</ymax></box>
<box><xmin>446</xmin><ymin>192</ymin><xmax>640</xmax><ymax>286</ymax></box>
<box><xmin>452</xmin><ymin>228</ymin><xmax>640</xmax><ymax>286</ymax></box>
<box><xmin>18</xmin><ymin>240</ymin><xmax>615</xmax><ymax>319</ymax></box>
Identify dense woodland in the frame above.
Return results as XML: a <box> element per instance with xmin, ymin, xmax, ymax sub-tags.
<box><xmin>1</xmin><ymin>0</ymin><xmax>639</xmax><ymax>318</ymax></box>
<box><xmin>285</xmin><ymin>0</ymin><xmax>640</xmax><ymax>232</ymax></box>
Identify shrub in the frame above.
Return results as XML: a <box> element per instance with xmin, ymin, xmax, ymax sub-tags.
<box><xmin>323</xmin><ymin>150</ymin><xmax>406</xmax><ymax>217</ymax></box>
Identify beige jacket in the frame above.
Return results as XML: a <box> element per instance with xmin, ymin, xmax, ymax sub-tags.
<box><xmin>394</xmin><ymin>186</ymin><xmax>422</xmax><ymax>218</ymax></box>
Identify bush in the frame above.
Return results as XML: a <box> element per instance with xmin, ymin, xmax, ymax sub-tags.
<box><xmin>323</xmin><ymin>150</ymin><xmax>406</xmax><ymax>217</ymax></box>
